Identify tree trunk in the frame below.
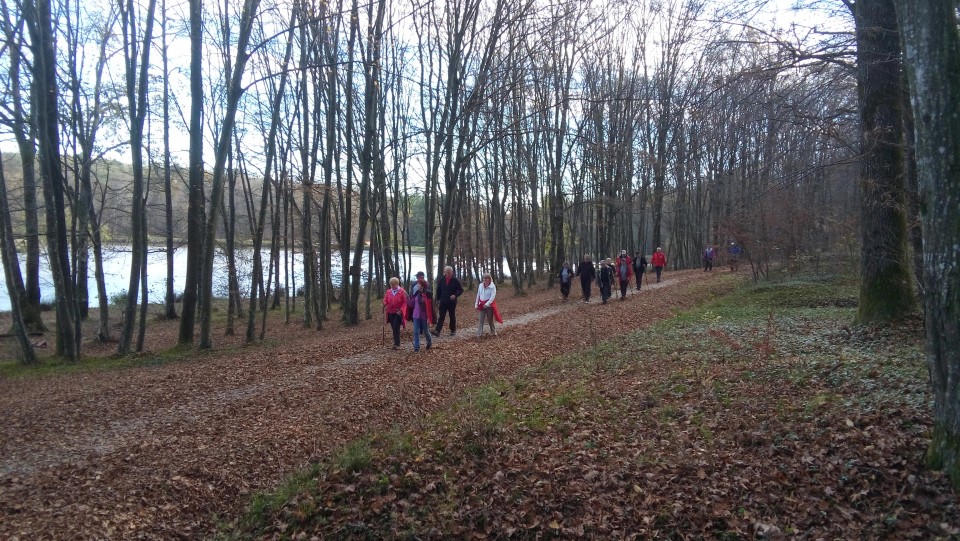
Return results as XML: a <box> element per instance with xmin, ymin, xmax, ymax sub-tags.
<box><xmin>0</xmin><ymin>151</ymin><xmax>37</xmax><ymax>364</ymax></box>
<box><xmin>161</xmin><ymin>0</ymin><xmax>178</xmax><ymax>320</ymax></box>
<box><xmin>118</xmin><ymin>0</ymin><xmax>158</xmax><ymax>355</ymax></box>
<box><xmin>895</xmin><ymin>0</ymin><xmax>960</xmax><ymax>487</ymax></box>
<box><xmin>852</xmin><ymin>0</ymin><xmax>917</xmax><ymax>323</ymax></box>
<box><xmin>178</xmin><ymin>0</ymin><xmax>205</xmax><ymax>345</ymax></box>
<box><xmin>0</xmin><ymin>2</ymin><xmax>44</xmax><ymax>332</ymax></box>
<box><xmin>244</xmin><ymin>6</ymin><xmax>293</xmax><ymax>342</ymax></box>
<box><xmin>24</xmin><ymin>0</ymin><xmax>80</xmax><ymax>361</ymax></box>
<box><xmin>346</xmin><ymin>0</ymin><xmax>386</xmax><ymax>325</ymax></box>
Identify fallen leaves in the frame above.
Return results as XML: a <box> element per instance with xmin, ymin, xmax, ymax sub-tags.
<box><xmin>230</xmin><ymin>277</ymin><xmax>959</xmax><ymax>540</ymax></box>
<box><xmin>0</xmin><ymin>271</ymin><xmax>721</xmax><ymax>539</ymax></box>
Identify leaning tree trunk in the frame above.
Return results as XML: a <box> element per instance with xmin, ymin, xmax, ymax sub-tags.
<box><xmin>0</xmin><ymin>3</ymin><xmax>44</xmax><ymax>332</ymax></box>
<box><xmin>199</xmin><ymin>0</ymin><xmax>261</xmax><ymax>349</ymax></box>
<box><xmin>895</xmin><ymin>0</ymin><xmax>960</xmax><ymax>486</ymax></box>
<box><xmin>852</xmin><ymin>0</ymin><xmax>917</xmax><ymax>323</ymax></box>
<box><xmin>0</xmin><ymin>151</ymin><xmax>37</xmax><ymax>364</ymax></box>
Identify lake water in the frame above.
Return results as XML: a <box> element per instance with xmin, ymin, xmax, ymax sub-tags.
<box><xmin>0</xmin><ymin>245</ymin><xmax>436</xmax><ymax>312</ymax></box>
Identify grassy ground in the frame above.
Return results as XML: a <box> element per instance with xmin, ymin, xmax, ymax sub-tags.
<box><xmin>223</xmin><ymin>273</ymin><xmax>959</xmax><ymax>540</ymax></box>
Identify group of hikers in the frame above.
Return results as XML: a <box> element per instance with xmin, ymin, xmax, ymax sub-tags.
<box><xmin>558</xmin><ymin>247</ymin><xmax>668</xmax><ymax>306</ymax></box>
<box><xmin>703</xmin><ymin>242</ymin><xmax>742</xmax><ymax>272</ymax></box>
<box><xmin>383</xmin><ymin>242</ymin><xmax>742</xmax><ymax>352</ymax></box>
<box><xmin>382</xmin><ymin>266</ymin><xmax>501</xmax><ymax>351</ymax></box>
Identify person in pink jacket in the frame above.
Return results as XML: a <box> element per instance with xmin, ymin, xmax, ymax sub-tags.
<box><xmin>382</xmin><ymin>277</ymin><xmax>407</xmax><ymax>350</ymax></box>
<box><xmin>615</xmin><ymin>250</ymin><xmax>633</xmax><ymax>300</ymax></box>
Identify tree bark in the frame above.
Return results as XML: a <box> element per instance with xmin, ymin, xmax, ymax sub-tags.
<box><xmin>118</xmin><ymin>0</ymin><xmax>158</xmax><ymax>355</ymax></box>
<box><xmin>852</xmin><ymin>0</ymin><xmax>917</xmax><ymax>323</ymax></box>
<box><xmin>178</xmin><ymin>0</ymin><xmax>205</xmax><ymax>345</ymax></box>
<box><xmin>161</xmin><ymin>0</ymin><xmax>178</xmax><ymax>320</ymax></box>
<box><xmin>0</xmin><ymin>151</ymin><xmax>37</xmax><ymax>364</ymax></box>
<box><xmin>24</xmin><ymin>0</ymin><xmax>80</xmax><ymax>361</ymax></box>
<box><xmin>895</xmin><ymin>0</ymin><xmax>960</xmax><ymax>486</ymax></box>
<box><xmin>0</xmin><ymin>2</ymin><xmax>44</xmax><ymax>332</ymax></box>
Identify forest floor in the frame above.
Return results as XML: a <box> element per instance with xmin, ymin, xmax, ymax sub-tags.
<box><xmin>1</xmin><ymin>269</ymin><xmax>716</xmax><ymax>539</ymax></box>
<box><xmin>2</xmin><ymin>269</ymin><xmax>958</xmax><ymax>540</ymax></box>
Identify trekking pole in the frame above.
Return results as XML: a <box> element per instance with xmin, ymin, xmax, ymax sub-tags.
<box><xmin>381</xmin><ymin>304</ymin><xmax>386</xmax><ymax>347</ymax></box>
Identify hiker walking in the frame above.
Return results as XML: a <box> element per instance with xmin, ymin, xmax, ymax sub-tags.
<box><xmin>382</xmin><ymin>277</ymin><xmax>407</xmax><ymax>350</ymax></box>
<box><xmin>558</xmin><ymin>261</ymin><xmax>574</xmax><ymax>302</ymax></box>
<box><xmin>703</xmin><ymin>244</ymin><xmax>716</xmax><ymax>271</ymax></box>
<box><xmin>728</xmin><ymin>242</ymin><xmax>742</xmax><ymax>272</ymax></box>
<box><xmin>577</xmin><ymin>255</ymin><xmax>596</xmax><ymax>303</ymax></box>
<box><xmin>407</xmin><ymin>272</ymin><xmax>434</xmax><ymax>352</ymax></box>
<box><xmin>598</xmin><ymin>258</ymin><xmax>615</xmax><ymax>304</ymax></box>
<box><xmin>651</xmin><ymin>247</ymin><xmax>667</xmax><ymax>283</ymax></box>
<box><xmin>432</xmin><ymin>266</ymin><xmax>464</xmax><ymax>337</ymax></box>
<box><xmin>615</xmin><ymin>250</ymin><xmax>633</xmax><ymax>300</ymax></box>
<box><xmin>633</xmin><ymin>251</ymin><xmax>647</xmax><ymax>290</ymax></box>
<box><xmin>475</xmin><ymin>273</ymin><xmax>501</xmax><ymax>337</ymax></box>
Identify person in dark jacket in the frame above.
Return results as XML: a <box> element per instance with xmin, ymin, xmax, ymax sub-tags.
<box><xmin>577</xmin><ymin>255</ymin><xmax>596</xmax><ymax>303</ymax></box>
<box><xmin>633</xmin><ymin>251</ymin><xmax>647</xmax><ymax>290</ymax></box>
<box><xmin>557</xmin><ymin>261</ymin><xmax>574</xmax><ymax>302</ymax></box>
<box><xmin>432</xmin><ymin>266</ymin><xmax>464</xmax><ymax>336</ymax></box>
<box><xmin>598</xmin><ymin>258</ymin><xmax>615</xmax><ymax>304</ymax></box>
<box><xmin>703</xmin><ymin>244</ymin><xmax>717</xmax><ymax>271</ymax></box>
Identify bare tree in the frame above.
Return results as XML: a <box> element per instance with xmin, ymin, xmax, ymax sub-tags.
<box><xmin>117</xmin><ymin>0</ymin><xmax>158</xmax><ymax>355</ymax></box>
<box><xmin>23</xmin><ymin>0</ymin><xmax>81</xmax><ymax>360</ymax></box>
<box><xmin>198</xmin><ymin>0</ymin><xmax>261</xmax><ymax>349</ymax></box>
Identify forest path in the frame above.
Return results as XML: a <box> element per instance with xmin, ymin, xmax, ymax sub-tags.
<box><xmin>0</xmin><ymin>268</ymin><xmax>728</xmax><ymax>539</ymax></box>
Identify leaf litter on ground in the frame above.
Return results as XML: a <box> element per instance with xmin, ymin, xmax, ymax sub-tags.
<box><xmin>229</xmin><ymin>275</ymin><xmax>960</xmax><ymax>540</ymax></box>
<box><xmin>3</xmin><ymin>270</ymin><xmax>956</xmax><ymax>539</ymax></box>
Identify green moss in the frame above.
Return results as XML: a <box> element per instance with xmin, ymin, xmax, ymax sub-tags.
<box><xmin>855</xmin><ymin>264</ymin><xmax>917</xmax><ymax>324</ymax></box>
<box><xmin>926</xmin><ymin>424</ymin><xmax>960</xmax><ymax>487</ymax></box>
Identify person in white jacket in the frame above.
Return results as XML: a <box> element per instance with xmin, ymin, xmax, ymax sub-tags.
<box><xmin>475</xmin><ymin>273</ymin><xmax>497</xmax><ymax>337</ymax></box>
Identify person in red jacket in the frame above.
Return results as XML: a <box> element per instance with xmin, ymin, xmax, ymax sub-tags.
<box><xmin>382</xmin><ymin>277</ymin><xmax>407</xmax><ymax>350</ymax></box>
<box><xmin>651</xmin><ymin>247</ymin><xmax>667</xmax><ymax>283</ymax></box>
<box><xmin>615</xmin><ymin>250</ymin><xmax>633</xmax><ymax>300</ymax></box>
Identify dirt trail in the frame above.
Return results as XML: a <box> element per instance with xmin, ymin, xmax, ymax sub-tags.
<box><xmin>0</xmin><ymin>269</ymin><xmax>726</xmax><ymax>539</ymax></box>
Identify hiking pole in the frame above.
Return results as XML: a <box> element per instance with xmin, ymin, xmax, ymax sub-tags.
<box><xmin>381</xmin><ymin>304</ymin><xmax>386</xmax><ymax>347</ymax></box>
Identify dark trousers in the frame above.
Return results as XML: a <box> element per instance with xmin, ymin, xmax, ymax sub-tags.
<box><xmin>600</xmin><ymin>282</ymin><xmax>612</xmax><ymax>303</ymax></box>
<box><xmin>580</xmin><ymin>278</ymin><xmax>592</xmax><ymax>301</ymax></box>
<box><xmin>560</xmin><ymin>280</ymin><xmax>571</xmax><ymax>299</ymax></box>
<box><xmin>636</xmin><ymin>272</ymin><xmax>644</xmax><ymax>289</ymax></box>
<box><xmin>655</xmin><ymin>266</ymin><xmax>663</xmax><ymax>282</ymax></box>
<box><xmin>388</xmin><ymin>313</ymin><xmax>403</xmax><ymax>346</ymax></box>
<box><xmin>435</xmin><ymin>302</ymin><xmax>457</xmax><ymax>333</ymax></box>
<box><xmin>620</xmin><ymin>280</ymin><xmax>628</xmax><ymax>298</ymax></box>
<box><xmin>704</xmin><ymin>259</ymin><xmax>713</xmax><ymax>271</ymax></box>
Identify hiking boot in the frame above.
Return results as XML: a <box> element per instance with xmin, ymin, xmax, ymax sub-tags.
<box><xmin>430</xmin><ymin>329</ymin><xmax>440</xmax><ymax>337</ymax></box>
<box><xmin>426</xmin><ymin>344</ymin><xmax>432</xmax><ymax>350</ymax></box>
